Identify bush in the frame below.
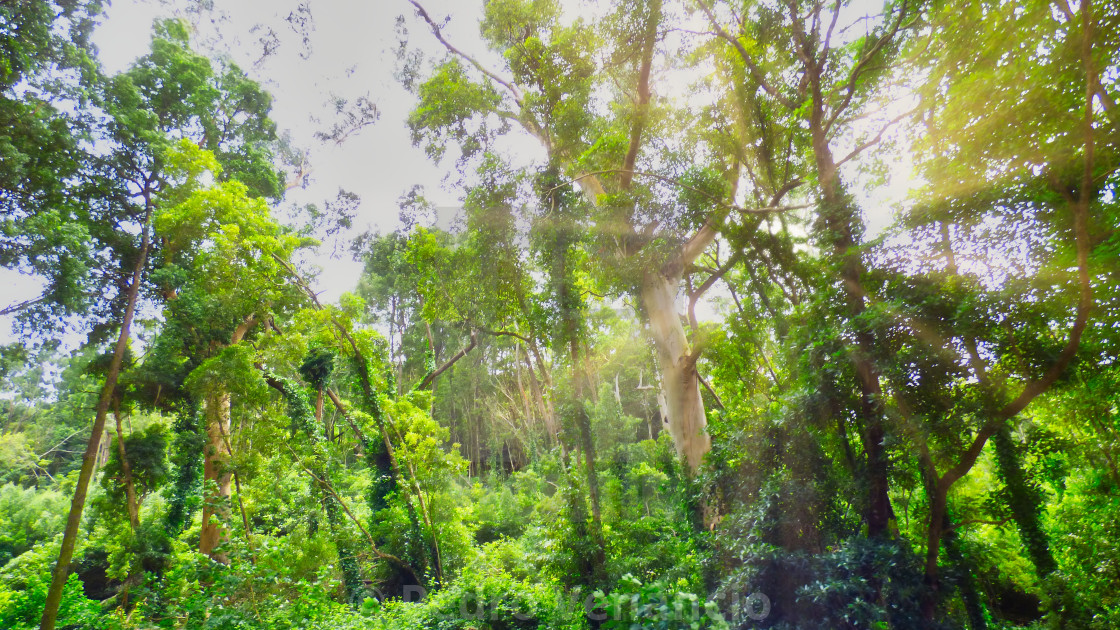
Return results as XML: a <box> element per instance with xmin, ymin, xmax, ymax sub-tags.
<box><xmin>595</xmin><ymin>574</ymin><xmax>729</xmax><ymax>630</ymax></box>
<box><xmin>0</xmin><ymin>484</ymin><xmax>67</xmax><ymax>567</ymax></box>
<box><xmin>364</xmin><ymin>566</ymin><xmax>588</xmax><ymax>630</ymax></box>
<box><xmin>0</xmin><ymin>543</ymin><xmax>100</xmax><ymax>630</ymax></box>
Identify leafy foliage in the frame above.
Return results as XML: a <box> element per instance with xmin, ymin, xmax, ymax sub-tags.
<box><xmin>1</xmin><ymin>2</ymin><xmax>1119</xmax><ymax>630</ymax></box>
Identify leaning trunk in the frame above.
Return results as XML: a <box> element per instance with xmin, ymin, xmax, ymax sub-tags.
<box><xmin>641</xmin><ymin>269</ymin><xmax>709</xmax><ymax>473</ymax></box>
<box><xmin>526</xmin><ymin>340</ymin><xmax>558</xmax><ymax>447</ymax></box>
<box><xmin>40</xmin><ymin>210</ymin><xmax>152</xmax><ymax>630</ymax></box>
<box><xmin>199</xmin><ymin>391</ymin><xmax>233</xmax><ymax>563</ymax></box>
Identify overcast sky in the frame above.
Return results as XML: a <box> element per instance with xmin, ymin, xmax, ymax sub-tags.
<box><xmin>89</xmin><ymin>0</ymin><xmax>495</xmax><ymax>292</ymax></box>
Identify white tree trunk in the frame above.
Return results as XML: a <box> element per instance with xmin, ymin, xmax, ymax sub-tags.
<box><xmin>641</xmin><ymin>269</ymin><xmax>709</xmax><ymax>473</ymax></box>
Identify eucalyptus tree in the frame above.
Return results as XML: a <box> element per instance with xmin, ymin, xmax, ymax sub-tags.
<box><xmin>405</xmin><ymin>0</ymin><xmax>800</xmax><ymax>475</ymax></box>
<box><xmin>695</xmin><ymin>0</ymin><xmax>922</xmax><ymax>544</ymax></box>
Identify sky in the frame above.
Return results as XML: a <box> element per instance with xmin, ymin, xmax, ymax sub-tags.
<box><xmin>1</xmin><ymin>0</ymin><xmax>916</xmax><ymax>346</ymax></box>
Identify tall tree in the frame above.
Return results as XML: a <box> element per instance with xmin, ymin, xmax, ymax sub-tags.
<box><xmin>1</xmin><ymin>0</ymin><xmax>103</xmax><ymax>331</ymax></box>
<box><xmin>405</xmin><ymin>0</ymin><xmax>800</xmax><ymax>474</ymax></box>
<box><xmin>153</xmin><ymin>141</ymin><xmax>304</xmax><ymax>561</ymax></box>
<box><xmin>38</xmin><ymin>20</ymin><xmax>284</xmax><ymax>627</ymax></box>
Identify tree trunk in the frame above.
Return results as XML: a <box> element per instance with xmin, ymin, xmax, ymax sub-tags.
<box><xmin>641</xmin><ymin>269</ymin><xmax>709</xmax><ymax>473</ymax></box>
<box><xmin>40</xmin><ymin>210</ymin><xmax>152</xmax><ymax>630</ymax></box>
<box><xmin>113</xmin><ymin>399</ymin><xmax>140</xmax><ymax>532</ymax></box>
<box><xmin>316</xmin><ymin>388</ymin><xmax>328</xmax><ymax>442</ymax></box>
<box><xmin>198</xmin><ymin>315</ymin><xmax>257</xmax><ymax>563</ymax></box>
<box><xmin>810</xmin><ymin>118</ymin><xmax>893</xmax><ymax>538</ymax></box>
<box><xmin>199</xmin><ymin>390</ymin><xmax>233</xmax><ymax>563</ymax></box>
<box><xmin>993</xmin><ymin>425</ymin><xmax>1057</xmax><ymax>576</ymax></box>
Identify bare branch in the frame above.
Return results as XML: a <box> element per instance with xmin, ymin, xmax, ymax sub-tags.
<box><xmin>784</xmin><ymin>0</ymin><xmax>817</xmax><ymax>68</ymax></box>
<box><xmin>821</xmin><ymin>0</ymin><xmax>843</xmax><ymax>60</ymax></box>
<box><xmin>769</xmin><ymin>178</ymin><xmax>804</xmax><ymax>206</ymax></box>
<box><xmin>697</xmin><ymin>370</ymin><xmax>724</xmax><ymax>410</ymax></box>
<box><xmin>481</xmin><ymin>328</ymin><xmax>534</xmax><ymax>344</ymax></box>
<box><xmin>37</xmin><ymin>429</ymin><xmax>85</xmax><ymax>459</ymax></box>
<box><xmin>407</xmin><ymin>0</ymin><xmax>524</xmax><ymax>107</ymax></box>
<box><xmin>1</xmin><ymin>294</ymin><xmax>45</xmax><ymax>316</ymax></box>
<box><xmin>324</xmin><ymin>388</ymin><xmax>371</xmax><ymax>444</ymax></box>
<box><xmin>949</xmin><ymin>517</ymin><xmax>1013</xmax><ymax>531</ymax></box>
<box><xmin>283</xmin><ymin>151</ymin><xmax>312</xmax><ymax>191</ymax></box>
<box><xmin>269</xmin><ymin>252</ymin><xmax>324</xmax><ymax>308</ymax></box>
<box><xmin>834</xmin><ymin>107</ymin><xmax>916</xmax><ymax>166</ymax></box>
<box><xmin>690</xmin><ymin>249</ymin><xmax>744</xmax><ymax>302</ymax></box>
<box><xmin>824</xmin><ymin>0</ymin><xmax>911</xmax><ymax>134</ymax></box>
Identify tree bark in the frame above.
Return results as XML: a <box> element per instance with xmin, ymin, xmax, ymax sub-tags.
<box><xmin>920</xmin><ymin>3</ymin><xmax>1098</xmax><ymax>606</ymax></box>
<box><xmin>113</xmin><ymin>398</ymin><xmax>140</xmax><ymax>532</ymax></box>
<box><xmin>810</xmin><ymin>102</ymin><xmax>893</xmax><ymax>537</ymax></box>
<box><xmin>199</xmin><ymin>390</ymin><xmax>233</xmax><ymax>563</ymax></box>
<box><xmin>198</xmin><ymin>316</ymin><xmax>256</xmax><ymax>563</ymax></box>
<box><xmin>641</xmin><ymin>269</ymin><xmax>710</xmax><ymax>473</ymax></box>
<box><xmin>525</xmin><ymin>340</ymin><xmax>558</xmax><ymax>447</ymax></box>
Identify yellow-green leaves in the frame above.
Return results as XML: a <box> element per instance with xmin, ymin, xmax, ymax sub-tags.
<box><xmin>184</xmin><ymin>343</ymin><xmax>267</xmax><ymax>402</ymax></box>
<box><xmin>162</xmin><ymin>138</ymin><xmax>222</xmax><ymax>196</ymax></box>
<box><xmin>156</xmin><ymin>142</ymin><xmax>301</xmax><ymax>269</ymax></box>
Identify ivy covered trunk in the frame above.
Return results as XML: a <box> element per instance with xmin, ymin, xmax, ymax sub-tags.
<box><xmin>810</xmin><ymin>120</ymin><xmax>892</xmax><ymax>538</ymax></box>
<box><xmin>112</xmin><ymin>400</ymin><xmax>140</xmax><ymax>531</ymax></box>
<box><xmin>199</xmin><ymin>390</ymin><xmax>232</xmax><ymax>563</ymax></box>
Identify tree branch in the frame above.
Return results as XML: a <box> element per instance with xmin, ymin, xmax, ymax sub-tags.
<box><xmin>417</xmin><ymin>329</ymin><xmax>477</xmax><ymax>390</ymax></box>
<box><xmin>823</xmin><ymin>0</ymin><xmax>910</xmax><ymax>135</ymax></box>
<box><xmin>695</xmin><ymin>0</ymin><xmax>797</xmax><ymax>109</ymax></box>
<box><xmin>407</xmin><ymin>0</ymin><xmax>524</xmax><ymax>107</ymax></box>
<box><xmin>619</xmin><ymin>0</ymin><xmax>660</xmax><ymax>190</ymax></box>
<box><xmin>554</xmin><ymin>169</ymin><xmax>809</xmax><ymax>216</ymax></box>
<box><xmin>324</xmin><ymin>388</ymin><xmax>371</xmax><ymax>444</ymax></box>
<box><xmin>697</xmin><ymin>370</ymin><xmax>724</xmax><ymax>410</ymax></box>
<box><xmin>690</xmin><ymin>249</ymin><xmax>744</xmax><ymax>302</ymax></box>
<box><xmin>481</xmin><ymin>328</ymin><xmax>533</xmax><ymax>344</ymax></box>
<box><xmin>0</xmin><ymin>294</ymin><xmax>45</xmax><ymax>316</ymax></box>
<box><xmin>835</xmin><ymin>107</ymin><xmax>916</xmax><ymax>167</ymax></box>
<box><xmin>279</xmin><ymin>440</ymin><xmax>420</xmax><ymax>584</ymax></box>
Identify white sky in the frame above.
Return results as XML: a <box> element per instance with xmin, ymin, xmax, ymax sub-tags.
<box><xmin>1</xmin><ymin>0</ymin><xmax>916</xmax><ymax>346</ymax></box>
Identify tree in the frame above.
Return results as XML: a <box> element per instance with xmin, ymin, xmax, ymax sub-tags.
<box><xmin>37</xmin><ymin>20</ymin><xmax>284</xmax><ymax>628</ymax></box>
<box><xmin>698</xmin><ymin>0</ymin><xmax>1116</xmax><ymax>622</ymax></box>
<box><xmin>405</xmin><ymin>0</ymin><xmax>783</xmax><ymax>474</ymax></box>
<box><xmin>153</xmin><ymin>141</ymin><xmax>305</xmax><ymax>561</ymax></box>
<box><xmin>1</xmin><ymin>0</ymin><xmax>102</xmax><ymax>331</ymax></box>
<box><xmin>899</xmin><ymin>0</ymin><xmax>1116</xmax><ymax>614</ymax></box>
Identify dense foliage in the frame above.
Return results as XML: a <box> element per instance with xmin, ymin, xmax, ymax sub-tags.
<box><xmin>1</xmin><ymin>0</ymin><xmax>1118</xmax><ymax>629</ymax></box>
